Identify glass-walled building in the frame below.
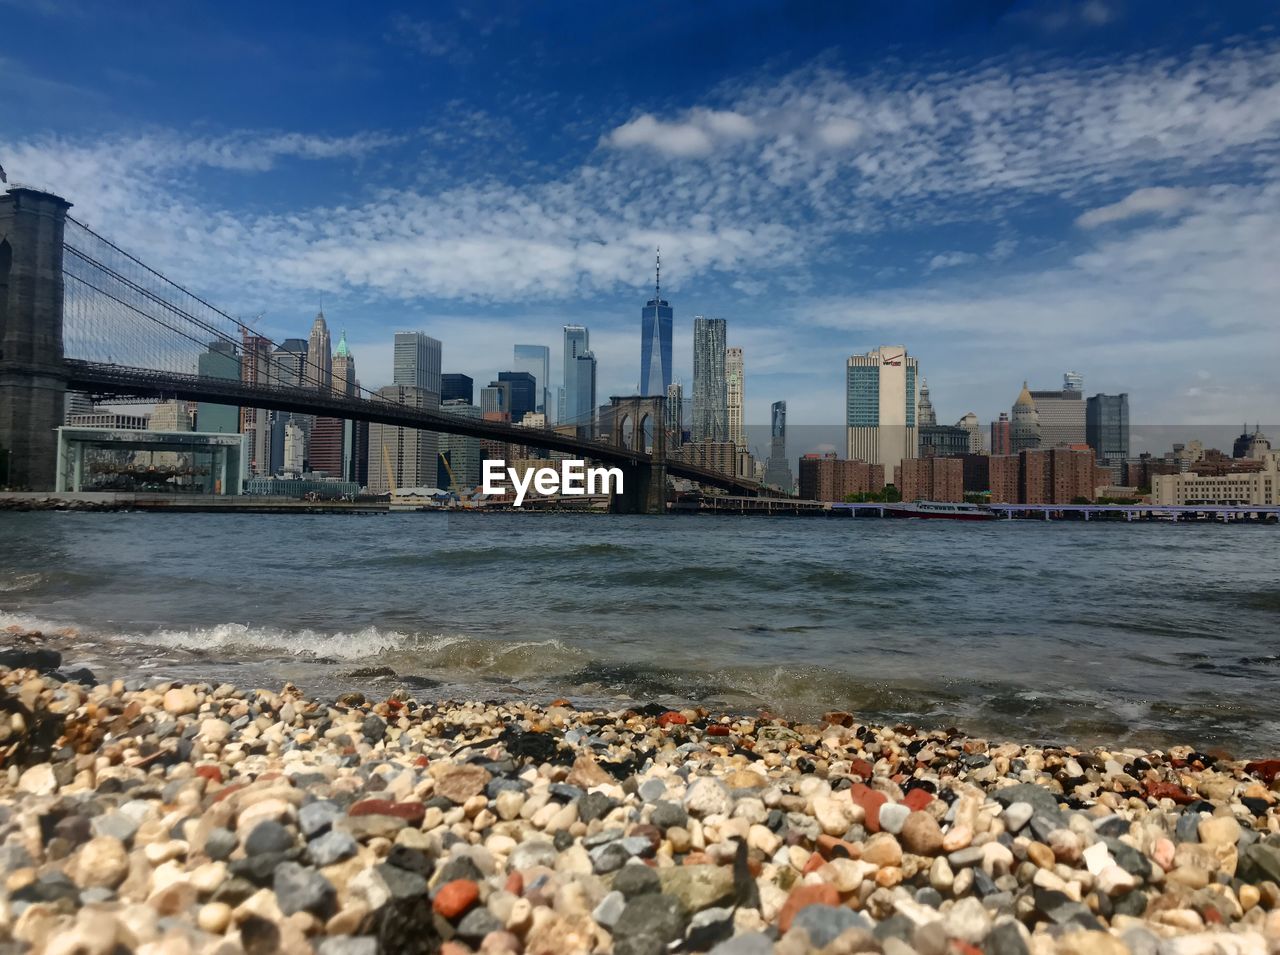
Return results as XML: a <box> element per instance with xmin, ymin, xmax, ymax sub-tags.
<box><xmin>56</xmin><ymin>428</ymin><xmax>246</xmax><ymax>494</ymax></box>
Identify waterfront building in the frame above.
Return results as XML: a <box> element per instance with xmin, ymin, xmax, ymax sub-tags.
<box><xmin>441</xmin><ymin>374</ymin><xmax>474</xmax><ymax>404</ymax></box>
<box><xmin>917</xmin><ymin>378</ymin><xmax>937</xmax><ymax>426</ymax></box>
<box><xmin>1010</xmin><ymin>382</ymin><xmax>1041</xmax><ymax>452</ymax></box>
<box><xmin>367</xmin><ymin>385</ymin><xmax>439</xmax><ymax>494</ymax></box>
<box><xmin>195</xmin><ymin>341</ymin><xmax>241</xmax><ymax>435</ymax></box>
<box><xmin>990</xmin><ymin>412</ymin><xmax>1011</xmax><ymax>455</ymax></box>
<box><xmin>1029</xmin><ymin>384</ymin><xmax>1085</xmax><ymax>447</ymax></box>
<box><xmin>692</xmin><ymin>317</ymin><xmax>728</xmax><ymax>442</ymax></box>
<box><xmin>393</xmin><ymin>331</ymin><xmax>442</xmax><ymax>395</ymax></box>
<box><xmin>956</xmin><ymin>412</ymin><xmax>983</xmax><ymax>453</ymax></box>
<box><xmin>307</xmin><ymin>311</ymin><xmax>332</xmax><ymax>390</ymax></box>
<box><xmin>896</xmin><ymin>457</ymin><xmax>963</xmax><ymax>502</ymax></box>
<box><xmin>726</xmin><ymin>347</ymin><xmax>745</xmax><ymax>448</ymax></box>
<box><xmin>245</xmin><ymin>475</ymin><xmax>359</xmax><ymax>499</ymax></box>
<box><xmin>438</xmin><ymin>400</ymin><xmax>482</xmax><ymax>491</ymax></box>
<box><xmin>1233</xmin><ymin>425</ymin><xmax>1273</xmax><ymax>460</ymax></box>
<box><xmin>498</xmin><ymin>371</ymin><xmax>538</xmax><ymax>424</ymax></box>
<box><xmin>988</xmin><ymin>447</ymin><xmax>1107</xmax><ymax>504</ymax></box>
<box><xmin>919</xmin><ymin>424</ymin><xmax>971</xmax><ymax>459</ymax></box>
<box><xmin>798</xmin><ymin>454</ymin><xmax>885</xmax><ymax>502</ymax></box>
<box><xmin>513</xmin><ymin>345</ymin><xmax>551</xmax><ymax>416</ymax></box>
<box><xmin>1152</xmin><ymin>452</ymin><xmax>1279</xmax><ymax>505</ymax></box>
<box><xmin>562</xmin><ymin>325</ymin><xmax>590</xmax><ymax>425</ymax></box>
<box><xmin>845</xmin><ymin>345</ymin><xmax>919</xmax><ymax>477</ymax></box>
<box><xmin>761</xmin><ymin>400</ymin><xmax>793</xmax><ymax>493</ymax></box>
<box><xmin>640</xmin><ymin>253</ymin><xmax>673</xmax><ymax>397</ymax></box>
<box><xmin>665</xmin><ymin>382</ymin><xmax>684</xmax><ymax>448</ymax></box>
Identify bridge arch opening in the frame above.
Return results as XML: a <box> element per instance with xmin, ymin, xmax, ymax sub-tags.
<box><xmin>638</xmin><ymin>413</ymin><xmax>653</xmax><ymax>454</ymax></box>
<box><xmin>618</xmin><ymin>414</ymin><xmax>634</xmax><ymax>450</ymax></box>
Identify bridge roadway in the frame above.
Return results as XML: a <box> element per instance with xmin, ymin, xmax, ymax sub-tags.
<box><xmin>63</xmin><ymin>360</ymin><xmax>772</xmax><ymax>497</ymax></box>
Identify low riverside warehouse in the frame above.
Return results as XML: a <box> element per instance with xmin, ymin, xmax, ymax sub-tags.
<box><xmin>1153</xmin><ymin>451</ymin><xmax>1279</xmax><ymax>506</ymax></box>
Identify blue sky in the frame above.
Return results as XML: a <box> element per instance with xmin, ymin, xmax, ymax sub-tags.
<box><xmin>3</xmin><ymin>0</ymin><xmax>1279</xmax><ymax>440</ymax></box>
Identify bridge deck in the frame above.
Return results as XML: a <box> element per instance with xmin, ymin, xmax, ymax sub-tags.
<box><xmin>64</xmin><ymin>360</ymin><xmax>777</xmax><ymax>497</ymax></box>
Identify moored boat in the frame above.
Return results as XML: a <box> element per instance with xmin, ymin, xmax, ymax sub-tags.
<box><xmin>884</xmin><ymin>500</ymin><xmax>997</xmax><ymax>521</ymax></box>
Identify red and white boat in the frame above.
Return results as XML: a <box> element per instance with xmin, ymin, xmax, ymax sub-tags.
<box><xmin>884</xmin><ymin>500</ymin><xmax>997</xmax><ymax>521</ymax></box>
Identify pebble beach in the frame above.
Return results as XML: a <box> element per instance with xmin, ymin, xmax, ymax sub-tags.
<box><xmin>3</xmin><ymin>638</ymin><xmax>1280</xmax><ymax>955</ymax></box>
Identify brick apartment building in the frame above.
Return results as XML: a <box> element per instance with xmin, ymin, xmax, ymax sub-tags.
<box><xmin>987</xmin><ymin>447</ymin><xmax>1109</xmax><ymax>504</ymax></box>
<box><xmin>798</xmin><ymin>454</ymin><xmax>886</xmax><ymax>501</ymax></box>
<box><xmin>895</xmin><ymin>457</ymin><xmax>963</xmax><ymax>502</ymax></box>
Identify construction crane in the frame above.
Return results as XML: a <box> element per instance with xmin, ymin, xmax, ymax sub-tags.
<box><xmin>382</xmin><ymin>437</ymin><xmax>397</xmax><ymax>498</ymax></box>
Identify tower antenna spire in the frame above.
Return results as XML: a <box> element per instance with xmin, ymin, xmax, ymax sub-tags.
<box><xmin>655</xmin><ymin>247</ymin><xmax>661</xmax><ymax>302</ymax></box>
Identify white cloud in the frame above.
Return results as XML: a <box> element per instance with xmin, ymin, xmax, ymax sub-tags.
<box><xmin>8</xmin><ymin>40</ymin><xmax>1280</xmax><ymax>421</ymax></box>
<box><xmin>927</xmin><ymin>251</ymin><xmax>979</xmax><ymax>271</ymax></box>
<box><xmin>603</xmin><ymin>109</ymin><xmax>758</xmax><ymax>158</ymax></box>
<box><xmin>1076</xmin><ymin>187</ymin><xmax>1191</xmax><ymax>228</ymax></box>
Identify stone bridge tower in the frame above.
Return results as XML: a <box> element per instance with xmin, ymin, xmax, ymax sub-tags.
<box><xmin>0</xmin><ymin>189</ymin><xmax>72</xmax><ymax>490</ymax></box>
<box><xmin>608</xmin><ymin>394</ymin><xmax>667</xmax><ymax>514</ymax></box>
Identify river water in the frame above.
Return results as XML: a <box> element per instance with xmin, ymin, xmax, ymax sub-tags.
<box><xmin>1</xmin><ymin>511</ymin><xmax>1278</xmax><ymax>754</ymax></box>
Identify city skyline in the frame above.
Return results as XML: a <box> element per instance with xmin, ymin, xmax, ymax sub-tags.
<box><xmin>4</xmin><ymin>1</ymin><xmax>1278</xmax><ymax>428</ymax></box>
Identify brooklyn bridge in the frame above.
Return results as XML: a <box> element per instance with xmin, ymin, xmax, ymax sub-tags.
<box><xmin>0</xmin><ymin>186</ymin><xmax>781</xmax><ymax>513</ymax></box>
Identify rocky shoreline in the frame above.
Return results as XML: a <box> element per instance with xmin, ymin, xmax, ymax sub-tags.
<box><xmin>2</xmin><ymin>643</ymin><xmax>1279</xmax><ymax>954</ymax></box>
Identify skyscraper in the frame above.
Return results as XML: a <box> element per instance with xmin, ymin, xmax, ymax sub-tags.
<box><xmin>1011</xmin><ymin>382</ymin><xmax>1042</xmax><ymax>452</ymax></box>
<box><xmin>269</xmin><ymin>338</ymin><xmax>308</xmax><ymax>474</ymax></box>
<box><xmin>513</xmin><ymin>344</ymin><xmax>551</xmax><ymax>416</ymax></box>
<box><xmin>665</xmin><ymin>382</ymin><xmax>684</xmax><ymax>448</ymax></box>
<box><xmin>368</xmin><ymin>385</ymin><xmax>438</xmax><ymax>493</ymax></box>
<box><xmin>726</xmin><ymin>346</ymin><xmax>745</xmax><ymax>448</ymax></box>
<box><xmin>1064</xmin><ymin>370</ymin><xmax>1084</xmax><ymax>393</ymax></box>
<box><xmin>312</xmin><ymin>330</ymin><xmax>355</xmax><ymax>478</ymax></box>
<box><xmin>640</xmin><ymin>251</ymin><xmax>673</xmax><ymax>397</ymax></box>
<box><xmin>438</xmin><ymin>400</ymin><xmax>482</xmax><ymax>491</ymax></box>
<box><xmin>307</xmin><ymin>311</ymin><xmax>332</xmax><ymax>390</ymax></box>
<box><xmin>239</xmin><ymin>333</ymin><xmax>273</xmax><ymax>476</ymax></box>
<box><xmin>332</xmin><ymin>331</ymin><xmax>355</xmax><ymax>397</ymax></box>
<box><xmin>498</xmin><ymin>371</ymin><xmax>538</xmax><ymax>423</ymax></box>
<box><xmin>572</xmin><ymin>352</ymin><xmax>597</xmax><ymax>437</ymax></box>
<box><xmin>692</xmin><ymin>316</ymin><xmax>727</xmax><ymax>442</ymax></box>
<box><xmin>393</xmin><ymin>331</ymin><xmax>442</xmax><ymax>395</ymax></box>
<box><xmin>1086</xmin><ymin>394</ymin><xmax>1130</xmax><ymax>463</ymax></box>
<box><xmin>562</xmin><ymin>325</ymin><xmax>591</xmax><ymax>426</ymax></box>
<box><xmin>195</xmin><ymin>341</ymin><xmax>240</xmax><ymax>434</ymax></box>
<box><xmin>1029</xmin><ymin>384</ymin><xmax>1085</xmax><ymax>447</ymax></box>
<box><xmin>845</xmin><ymin>345</ymin><xmax>919</xmax><ymax>476</ymax></box>
<box><xmin>762</xmin><ymin>400</ymin><xmax>794</xmax><ymax>492</ymax></box>
<box><xmin>441</xmin><ymin>374</ymin><xmax>473</xmax><ymax>404</ymax></box>
<box><xmin>481</xmin><ymin>382</ymin><xmax>511</xmax><ymax>419</ymax></box>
